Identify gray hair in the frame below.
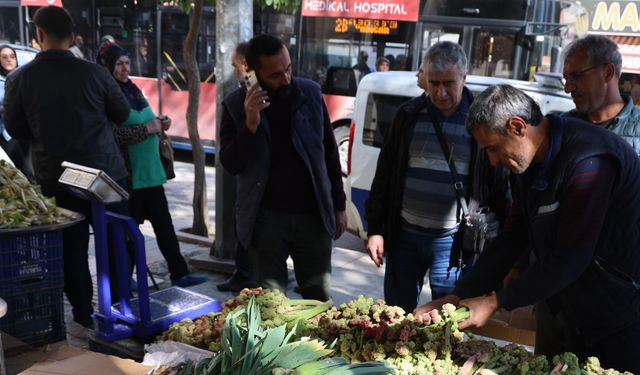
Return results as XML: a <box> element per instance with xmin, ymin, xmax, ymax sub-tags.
<box><xmin>562</xmin><ymin>35</ymin><xmax>622</xmax><ymax>78</ymax></box>
<box><xmin>423</xmin><ymin>41</ymin><xmax>467</xmax><ymax>76</ymax></box>
<box><xmin>466</xmin><ymin>85</ymin><xmax>543</xmax><ymax>134</ymax></box>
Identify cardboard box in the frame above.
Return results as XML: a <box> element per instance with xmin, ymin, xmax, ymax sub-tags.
<box><xmin>18</xmin><ymin>345</ymin><xmax>152</xmax><ymax>375</ymax></box>
<box><xmin>469</xmin><ymin>306</ymin><xmax>537</xmax><ymax>347</ymax></box>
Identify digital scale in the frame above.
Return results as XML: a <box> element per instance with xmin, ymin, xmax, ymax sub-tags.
<box><xmin>59</xmin><ymin>162</ymin><xmax>220</xmax><ymax>340</ymax></box>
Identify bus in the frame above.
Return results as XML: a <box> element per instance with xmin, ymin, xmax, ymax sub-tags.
<box><xmin>291</xmin><ymin>0</ymin><xmax>588</xmax><ymax>174</ymax></box>
<box><xmin>0</xmin><ymin>1</ymin><xmax>587</xmax><ymax>159</ymax></box>
<box><xmin>0</xmin><ymin>0</ymin><xmax>297</xmax><ymax>154</ymax></box>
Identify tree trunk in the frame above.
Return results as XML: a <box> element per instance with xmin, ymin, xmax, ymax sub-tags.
<box><xmin>183</xmin><ymin>0</ymin><xmax>209</xmax><ymax>236</ymax></box>
<box><xmin>212</xmin><ymin>0</ymin><xmax>253</xmax><ymax>258</ymax></box>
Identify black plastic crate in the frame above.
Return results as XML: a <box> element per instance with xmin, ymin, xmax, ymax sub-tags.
<box><xmin>0</xmin><ymin>287</ymin><xmax>66</xmax><ymax>346</ymax></box>
<box><xmin>0</xmin><ymin>230</ymin><xmax>64</xmax><ymax>297</ymax></box>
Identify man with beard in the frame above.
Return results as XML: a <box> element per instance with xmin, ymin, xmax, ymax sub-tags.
<box><xmin>219</xmin><ymin>34</ymin><xmax>346</xmax><ymax>301</ymax></box>
<box><xmin>562</xmin><ymin>34</ymin><xmax>640</xmax><ymax>154</ymax></box>
<box><xmin>415</xmin><ymin>85</ymin><xmax>640</xmax><ymax>373</ymax></box>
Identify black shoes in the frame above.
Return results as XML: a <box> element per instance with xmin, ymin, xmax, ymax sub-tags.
<box><xmin>172</xmin><ymin>274</ymin><xmax>209</xmax><ymax>288</ymax></box>
<box><xmin>73</xmin><ymin>315</ymin><xmax>95</xmax><ymax>329</ymax></box>
<box><xmin>216</xmin><ymin>272</ymin><xmax>257</xmax><ymax>293</ymax></box>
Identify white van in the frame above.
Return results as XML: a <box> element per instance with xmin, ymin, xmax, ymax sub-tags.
<box><xmin>344</xmin><ymin>71</ymin><xmax>576</xmax><ymax>239</ymax></box>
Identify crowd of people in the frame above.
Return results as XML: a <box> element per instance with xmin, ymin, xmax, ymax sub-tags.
<box><xmin>0</xmin><ymin>5</ymin><xmax>639</xmax><ymax>373</ymax></box>
<box><xmin>218</xmin><ymin>33</ymin><xmax>640</xmax><ymax>372</ymax></box>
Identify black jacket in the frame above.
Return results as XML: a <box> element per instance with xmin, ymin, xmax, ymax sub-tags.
<box><xmin>365</xmin><ymin>90</ymin><xmax>510</xmax><ymax>256</ymax></box>
<box><xmin>4</xmin><ymin>50</ymin><xmax>130</xmax><ymax>192</ymax></box>
<box><xmin>456</xmin><ymin>114</ymin><xmax>640</xmax><ymax>342</ymax></box>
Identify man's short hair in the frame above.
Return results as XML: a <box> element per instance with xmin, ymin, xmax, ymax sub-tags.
<box><xmin>466</xmin><ymin>85</ymin><xmax>543</xmax><ymax>134</ymax></box>
<box><xmin>245</xmin><ymin>34</ymin><xmax>284</xmax><ymax>71</ymax></box>
<box><xmin>33</xmin><ymin>6</ymin><xmax>74</xmax><ymax>41</ymax></box>
<box><xmin>423</xmin><ymin>41</ymin><xmax>467</xmax><ymax>76</ymax></box>
<box><xmin>235</xmin><ymin>41</ymin><xmax>249</xmax><ymax>60</ymax></box>
<box><xmin>376</xmin><ymin>56</ymin><xmax>390</xmax><ymax>68</ymax></box>
<box><xmin>563</xmin><ymin>35</ymin><xmax>623</xmax><ymax>78</ymax></box>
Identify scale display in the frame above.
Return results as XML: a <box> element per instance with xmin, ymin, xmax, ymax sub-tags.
<box><xmin>58</xmin><ymin>161</ymin><xmax>129</xmax><ymax>204</ymax></box>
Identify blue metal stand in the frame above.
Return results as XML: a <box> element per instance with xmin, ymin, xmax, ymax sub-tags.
<box><xmin>91</xmin><ymin>201</ymin><xmax>220</xmax><ymax>341</ymax></box>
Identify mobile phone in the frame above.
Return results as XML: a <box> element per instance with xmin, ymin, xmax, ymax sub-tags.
<box><xmin>244</xmin><ymin>70</ymin><xmax>261</xmax><ymax>90</ymax></box>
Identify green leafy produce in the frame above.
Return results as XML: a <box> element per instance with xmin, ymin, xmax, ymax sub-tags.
<box><xmin>0</xmin><ymin>160</ymin><xmax>66</xmax><ymax>228</ymax></box>
<box><xmin>175</xmin><ymin>296</ymin><xmax>394</xmax><ymax>375</ymax></box>
<box><xmin>158</xmin><ymin>290</ymin><xmax>634</xmax><ymax>375</ymax></box>
<box><xmin>159</xmin><ymin>288</ymin><xmax>332</xmax><ymax>351</ymax></box>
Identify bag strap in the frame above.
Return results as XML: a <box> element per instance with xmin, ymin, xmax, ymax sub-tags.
<box><xmin>425</xmin><ymin>100</ymin><xmax>469</xmax><ymax>217</ymax></box>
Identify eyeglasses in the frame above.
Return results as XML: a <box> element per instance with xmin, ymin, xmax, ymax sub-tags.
<box><xmin>562</xmin><ymin>64</ymin><xmax>606</xmax><ymax>85</ymax></box>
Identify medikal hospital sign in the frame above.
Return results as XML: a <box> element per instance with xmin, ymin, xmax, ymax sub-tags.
<box><xmin>302</xmin><ymin>0</ymin><xmax>420</xmax><ymax>22</ymax></box>
<box><xmin>20</xmin><ymin>0</ymin><xmax>62</xmax><ymax>6</ymax></box>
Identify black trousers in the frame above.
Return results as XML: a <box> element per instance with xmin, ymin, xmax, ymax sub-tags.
<box><xmin>45</xmin><ymin>186</ymin><xmax>129</xmax><ymax>321</ymax></box>
<box><xmin>128</xmin><ymin>185</ymin><xmax>189</xmax><ymax>280</ymax></box>
<box><xmin>250</xmin><ymin>209</ymin><xmax>332</xmax><ymax>301</ymax></box>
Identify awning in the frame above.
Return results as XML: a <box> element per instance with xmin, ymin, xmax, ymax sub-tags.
<box><xmin>20</xmin><ymin>0</ymin><xmax>63</xmax><ymax>6</ymax></box>
<box><xmin>608</xmin><ymin>35</ymin><xmax>640</xmax><ymax>75</ymax></box>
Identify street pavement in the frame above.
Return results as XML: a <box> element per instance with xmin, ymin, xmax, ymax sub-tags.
<box><xmin>4</xmin><ymin>153</ymin><xmax>432</xmax><ymax>373</ymax></box>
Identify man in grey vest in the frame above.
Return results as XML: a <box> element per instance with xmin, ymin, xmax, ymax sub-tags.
<box><xmin>219</xmin><ymin>34</ymin><xmax>346</xmax><ymax>301</ymax></box>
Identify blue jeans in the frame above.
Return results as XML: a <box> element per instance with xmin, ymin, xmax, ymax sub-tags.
<box><xmin>384</xmin><ymin>226</ymin><xmax>458</xmax><ymax>313</ymax></box>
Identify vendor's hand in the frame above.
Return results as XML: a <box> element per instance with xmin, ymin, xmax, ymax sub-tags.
<box><xmin>145</xmin><ymin>118</ymin><xmax>162</xmax><ymax>134</ymax></box>
<box><xmin>335</xmin><ymin>210</ymin><xmax>347</xmax><ymax>240</ymax></box>
<box><xmin>158</xmin><ymin>115</ymin><xmax>171</xmax><ymax>131</ymax></box>
<box><xmin>367</xmin><ymin>235</ymin><xmax>385</xmax><ymax>267</ymax></box>
<box><xmin>413</xmin><ymin>294</ymin><xmax>460</xmax><ymax>316</ymax></box>
<box><xmin>244</xmin><ymin>83</ymin><xmax>270</xmax><ymax>134</ymax></box>
<box><xmin>458</xmin><ymin>293</ymin><xmax>499</xmax><ymax>330</ymax></box>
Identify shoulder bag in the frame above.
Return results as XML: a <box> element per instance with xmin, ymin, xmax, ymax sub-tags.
<box><xmin>159</xmin><ymin>131</ymin><xmax>176</xmax><ymax>180</ymax></box>
<box><xmin>424</xmin><ymin>102</ymin><xmax>499</xmax><ymax>276</ymax></box>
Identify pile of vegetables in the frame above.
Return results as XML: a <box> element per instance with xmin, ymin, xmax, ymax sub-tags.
<box><xmin>0</xmin><ymin>160</ymin><xmax>66</xmax><ymax>228</ymax></box>
<box><xmin>159</xmin><ymin>288</ymin><xmax>332</xmax><ymax>352</ymax></box>
<box><xmin>158</xmin><ymin>289</ymin><xmax>633</xmax><ymax>374</ymax></box>
<box><xmin>157</xmin><ymin>296</ymin><xmax>394</xmax><ymax>375</ymax></box>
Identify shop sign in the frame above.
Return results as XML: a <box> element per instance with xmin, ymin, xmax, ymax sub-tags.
<box><xmin>20</xmin><ymin>0</ymin><xmax>63</xmax><ymax>6</ymax></box>
<box><xmin>581</xmin><ymin>0</ymin><xmax>639</xmax><ymax>35</ymax></box>
<box><xmin>301</xmin><ymin>0</ymin><xmax>420</xmax><ymax>22</ymax></box>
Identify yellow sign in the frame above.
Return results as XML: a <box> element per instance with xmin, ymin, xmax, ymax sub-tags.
<box><xmin>591</xmin><ymin>1</ymin><xmax>639</xmax><ymax>33</ymax></box>
<box><xmin>334</xmin><ymin>18</ymin><xmax>399</xmax><ymax>35</ymax></box>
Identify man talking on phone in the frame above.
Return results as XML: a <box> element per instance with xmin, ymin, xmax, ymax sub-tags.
<box><xmin>219</xmin><ymin>34</ymin><xmax>346</xmax><ymax>301</ymax></box>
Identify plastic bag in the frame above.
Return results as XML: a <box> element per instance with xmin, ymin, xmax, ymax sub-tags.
<box><xmin>143</xmin><ymin>340</ymin><xmax>214</xmax><ymax>375</ymax></box>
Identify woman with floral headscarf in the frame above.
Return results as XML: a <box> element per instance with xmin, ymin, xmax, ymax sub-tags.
<box><xmin>98</xmin><ymin>42</ymin><xmax>207</xmax><ymax>288</ymax></box>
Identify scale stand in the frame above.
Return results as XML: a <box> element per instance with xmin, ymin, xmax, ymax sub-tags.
<box><xmin>58</xmin><ymin>162</ymin><xmax>221</xmax><ymax>341</ymax></box>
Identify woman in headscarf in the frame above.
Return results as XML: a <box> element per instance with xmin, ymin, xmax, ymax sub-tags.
<box><xmin>98</xmin><ymin>43</ymin><xmax>207</xmax><ymax>288</ymax></box>
<box><xmin>0</xmin><ymin>45</ymin><xmax>34</xmax><ymax>180</ymax></box>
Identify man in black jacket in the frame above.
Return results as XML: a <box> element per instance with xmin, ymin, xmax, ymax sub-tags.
<box><xmin>365</xmin><ymin>42</ymin><xmax>509</xmax><ymax>314</ymax></box>
<box><xmin>219</xmin><ymin>35</ymin><xmax>346</xmax><ymax>301</ymax></box>
<box><xmin>4</xmin><ymin>6</ymin><xmax>130</xmax><ymax>328</ymax></box>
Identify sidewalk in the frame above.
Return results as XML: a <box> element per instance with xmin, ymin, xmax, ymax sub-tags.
<box><xmin>3</xmin><ymin>159</ymin><xmax>431</xmax><ymax>374</ymax></box>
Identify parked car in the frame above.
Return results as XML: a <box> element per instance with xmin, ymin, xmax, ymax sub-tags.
<box><xmin>344</xmin><ymin>71</ymin><xmax>576</xmax><ymax>239</ymax></box>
